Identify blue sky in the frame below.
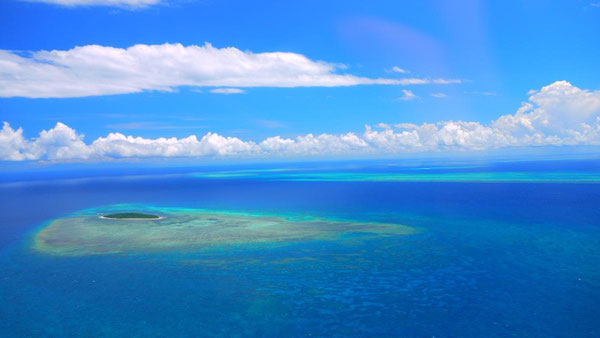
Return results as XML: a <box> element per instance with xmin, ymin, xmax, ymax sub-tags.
<box><xmin>1</xmin><ymin>0</ymin><xmax>600</xmax><ymax>162</ymax></box>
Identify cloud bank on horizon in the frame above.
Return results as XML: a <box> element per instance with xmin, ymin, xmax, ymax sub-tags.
<box><xmin>1</xmin><ymin>81</ymin><xmax>599</xmax><ymax>162</ymax></box>
<box><xmin>0</xmin><ymin>43</ymin><xmax>460</xmax><ymax>98</ymax></box>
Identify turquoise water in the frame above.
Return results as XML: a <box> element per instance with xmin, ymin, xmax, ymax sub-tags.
<box><xmin>33</xmin><ymin>204</ymin><xmax>415</xmax><ymax>256</ymax></box>
<box><xmin>1</xmin><ymin>160</ymin><xmax>599</xmax><ymax>336</ymax></box>
<box><xmin>194</xmin><ymin>170</ymin><xmax>600</xmax><ymax>182</ymax></box>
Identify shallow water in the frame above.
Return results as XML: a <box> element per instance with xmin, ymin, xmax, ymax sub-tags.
<box><xmin>34</xmin><ymin>205</ymin><xmax>415</xmax><ymax>256</ymax></box>
<box><xmin>1</xmin><ymin>160</ymin><xmax>599</xmax><ymax>336</ymax></box>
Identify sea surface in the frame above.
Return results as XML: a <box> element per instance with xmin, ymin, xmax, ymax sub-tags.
<box><xmin>1</xmin><ymin>159</ymin><xmax>599</xmax><ymax>337</ymax></box>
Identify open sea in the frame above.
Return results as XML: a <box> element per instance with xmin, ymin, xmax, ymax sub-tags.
<box><xmin>1</xmin><ymin>159</ymin><xmax>599</xmax><ymax>337</ymax></box>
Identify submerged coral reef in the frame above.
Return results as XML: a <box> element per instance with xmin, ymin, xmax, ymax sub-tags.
<box><xmin>34</xmin><ymin>206</ymin><xmax>415</xmax><ymax>256</ymax></box>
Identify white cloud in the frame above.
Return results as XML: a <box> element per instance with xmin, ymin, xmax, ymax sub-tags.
<box><xmin>0</xmin><ymin>122</ymin><xmax>92</xmax><ymax>161</ymax></box>
<box><xmin>21</xmin><ymin>0</ymin><xmax>161</xmax><ymax>8</ymax></box>
<box><xmin>2</xmin><ymin>81</ymin><xmax>599</xmax><ymax>162</ymax></box>
<box><xmin>398</xmin><ymin>89</ymin><xmax>417</xmax><ymax>100</ymax></box>
<box><xmin>391</xmin><ymin>66</ymin><xmax>408</xmax><ymax>74</ymax></box>
<box><xmin>430</xmin><ymin>93</ymin><xmax>447</xmax><ymax>98</ymax></box>
<box><xmin>0</xmin><ymin>123</ymin><xmax>30</xmax><ymax>161</ymax></box>
<box><xmin>90</xmin><ymin>132</ymin><xmax>256</xmax><ymax>158</ymax></box>
<box><xmin>492</xmin><ymin>81</ymin><xmax>600</xmax><ymax>138</ymax></box>
<box><xmin>210</xmin><ymin>88</ymin><xmax>246</xmax><ymax>95</ymax></box>
<box><xmin>0</xmin><ymin>43</ymin><xmax>461</xmax><ymax>98</ymax></box>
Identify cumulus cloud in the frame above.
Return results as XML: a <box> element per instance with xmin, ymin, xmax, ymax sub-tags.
<box><xmin>2</xmin><ymin>81</ymin><xmax>600</xmax><ymax>162</ymax></box>
<box><xmin>0</xmin><ymin>43</ymin><xmax>460</xmax><ymax>98</ymax></box>
<box><xmin>210</xmin><ymin>88</ymin><xmax>246</xmax><ymax>95</ymax></box>
<box><xmin>0</xmin><ymin>122</ymin><xmax>91</xmax><ymax>161</ymax></box>
<box><xmin>21</xmin><ymin>0</ymin><xmax>161</xmax><ymax>8</ymax></box>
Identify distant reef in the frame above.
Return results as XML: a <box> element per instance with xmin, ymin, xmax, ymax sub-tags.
<box><xmin>102</xmin><ymin>213</ymin><xmax>160</xmax><ymax>219</ymax></box>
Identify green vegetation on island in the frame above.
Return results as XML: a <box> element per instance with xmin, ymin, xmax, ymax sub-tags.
<box><xmin>102</xmin><ymin>212</ymin><xmax>160</xmax><ymax>219</ymax></box>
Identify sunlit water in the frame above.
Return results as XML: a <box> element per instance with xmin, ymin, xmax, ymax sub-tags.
<box><xmin>1</xmin><ymin>160</ymin><xmax>599</xmax><ymax>336</ymax></box>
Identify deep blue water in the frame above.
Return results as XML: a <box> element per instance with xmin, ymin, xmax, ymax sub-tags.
<box><xmin>1</xmin><ymin>160</ymin><xmax>599</xmax><ymax>337</ymax></box>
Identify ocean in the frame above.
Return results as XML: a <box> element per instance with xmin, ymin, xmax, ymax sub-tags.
<box><xmin>1</xmin><ymin>159</ymin><xmax>599</xmax><ymax>336</ymax></box>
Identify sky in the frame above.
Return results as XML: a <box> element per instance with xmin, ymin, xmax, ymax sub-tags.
<box><xmin>1</xmin><ymin>0</ymin><xmax>600</xmax><ymax>163</ymax></box>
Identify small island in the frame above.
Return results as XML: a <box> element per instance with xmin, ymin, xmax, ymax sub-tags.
<box><xmin>101</xmin><ymin>213</ymin><xmax>161</xmax><ymax>219</ymax></box>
